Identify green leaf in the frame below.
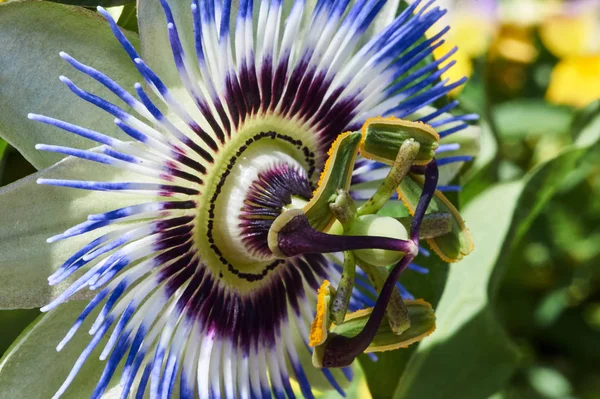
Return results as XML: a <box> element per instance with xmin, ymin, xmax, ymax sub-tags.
<box><xmin>117</xmin><ymin>3</ymin><xmax>139</xmax><ymax>32</ymax></box>
<box><xmin>392</xmin><ymin>109</ymin><xmax>600</xmax><ymax>399</ymax></box>
<box><xmin>48</xmin><ymin>0</ymin><xmax>134</xmax><ymax>7</ymax></box>
<box><xmin>0</xmin><ymin>309</ymin><xmax>39</xmax><ymax>357</ymax></box>
<box><xmin>460</xmin><ymin>120</ymin><xmax>498</xmax><ymax>205</ymax></box>
<box><xmin>0</xmin><ymin>139</ymin><xmax>7</xmax><ymax>161</ymax></box>
<box><xmin>0</xmin><ymin>301</ymin><xmax>120</xmax><ymax>399</ymax></box>
<box><xmin>0</xmin><ymin>155</ymin><xmax>149</xmax><ymax>309</ymax></box>
<box><xmin>0</xmin><ymin>1</ymin><xmax>140</xmax><ymax>170</ymax></box>
<box><xmin>303</xmin><ymin>132</ymin><xmax>362</xmax><ymax>231</ymax></box>
<box><xmin>569</xmin><ymin>99</ymin><xmax>600</xmax><ymax>143</ymax></box>
<box><xmin>493</xmin><ymin>99</ymin><xmax>574</xmax><ymax>140</ymax></box>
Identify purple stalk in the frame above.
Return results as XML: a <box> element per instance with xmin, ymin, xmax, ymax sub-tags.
<box><xmin>410</xmin><ymin>159</ymin><xmax>439</xmax><ymax>242</ymax></box>
<box><xmin>276</xmin><ymin>214</ymin><xmax>416</xmax><ymax>257</ymax></box>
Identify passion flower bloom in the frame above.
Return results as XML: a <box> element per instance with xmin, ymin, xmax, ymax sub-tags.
<box><xmin>0</xmin><ymin>0</ymin><xmax>478</xmax><ymax>397</ymax></box>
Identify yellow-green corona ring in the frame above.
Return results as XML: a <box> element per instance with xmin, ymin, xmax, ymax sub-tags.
<box><xmin>348</xmin><ymin>215</ymin><xmax>409</xmax><ymax>266</ymax></box>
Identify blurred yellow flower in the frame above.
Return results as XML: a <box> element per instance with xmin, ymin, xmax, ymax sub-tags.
<box><xmin>490</xmin><ymin>24</ymin><xmax>538</xmax><ymax>64</ymax></box>
<box><xmin>452</xmin><ymin>11</ymin><xmax>496</xmax><ymax>58</ymax></box>
<box><xmin>541</xmin><ymin>1</ymin><xmax>600</xmax><ymax>107</ymax></box>
<box><xmin>547</xmin><ymin>55</ymin><xmax>600</xmax><ymax>107</ymax></box>
<box><xmin>540</xmin><ymin>13</ymin><xmax>598</xmax><ymax>59</ymax></box>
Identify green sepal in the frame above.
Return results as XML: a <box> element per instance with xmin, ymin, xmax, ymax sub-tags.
<box><xmin>396</xmin><ymin>213</ymin><xmax>453</xmax><ymax>240</ymax></box>
<box><xmin>303</xmin><ymin>132</ymin><xmax>362</xmax><ymax>231</ymax></box>
<box><xmin>360</xmin><ymin>117</ymin><xmax>439</xmax><ymax>166</ymax></box>
<box><xmin>331</xmin><ymin>300</ymin><xmax>435</xmax><ymax>354</ymax></box>
<box><xmin>397</xmin><ymin>174</ymin><xmax>474</xmax><ymax>263</ymax></box>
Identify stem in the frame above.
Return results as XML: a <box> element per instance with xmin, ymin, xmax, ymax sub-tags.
<box><xmin>357</xmin><ymin>259</ymin><xmax>410</xmax><ymax>335</ymax></box>
<box><xmin>410</xmin><ymin>159</ymin><xmax>439</xmax><ymax>243</ymax></box>
<box><xmin>357</xmin><ymin>139</ymin><xmax>420</xmax><ymax>216</ymax></box>
<box><xmin>330</xmin><ymin>251</ymin><xmax>356</xmax><ymax>325</ymax></box>
<box><xmin>329</xmin><ymin>189</ymin><xmax>357</xmax><ymax>230</ymax></box>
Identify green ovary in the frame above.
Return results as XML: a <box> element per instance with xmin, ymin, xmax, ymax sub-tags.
<box><xmin>348</xmin><ymin>215</ymin><xmax>409</xmax><ymax>267</ymax></box>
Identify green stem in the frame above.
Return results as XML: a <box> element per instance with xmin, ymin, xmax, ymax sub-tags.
<box><xmin>328</xmin><ymin>189</ymin><xmax>357</xmax><ymax>230</ymax></box>
<box><xmin>356</xmin><ymin>259</ymin><xmax>410</xmax><ymax>335</ymax></box>
<box><xmin>358</xmin><ymin>139</ymin><xmax>421</xmax><ymax>216</ymax></box>
<box><xmin>330</xmin><ymin>251</ymin><xmax>356</xmax><ymax>325</ymax></box>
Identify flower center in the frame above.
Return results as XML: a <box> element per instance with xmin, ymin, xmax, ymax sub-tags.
<box><xmin>238</xmin><ymin>161</ymin><xmax>312</xmax><ymax>259</ymax></box>
<box><xmin>194</xmin><ymin>116</ymin><xmax>320</xmax><ymax>290</ymax></box>
<box><xmin>212</xmin><ymin>141</ymin><xmax>312</xmax><ymax>265</ymax></box>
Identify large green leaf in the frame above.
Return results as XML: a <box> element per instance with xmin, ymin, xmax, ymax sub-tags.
<box><xmin>392</xmin><ymin>108</ymin><xmax>600</xmax><ymax>399</ymax></box>
<box><xmin>460</xmin><ymin>120</ymin><xmax>498</xmax><ymax>205</ymax></box>
<box><xmin>48</xmin><ymin>0</ymin><xmax>134</xmax><ymax>6</ymax></box>
<box><xmin>0</xmin><ymin>155</ymin><xmax>148</xmax><ymax>309</ymax></box>
<box><xmin>0</xmin><ymin>1</ymin><xmax>140</xmax><ymax>170</ymax></box>
<box><xmin>394</xmin><ymin>182</ymin><xmax>521</xmax><ymax>399</ymax></box>
<box><xmin>117</xmin><ymin>3</ymin><xmax>139</xmax><ymax>33</ymax></box>
<box><xmin>493</xmin><ymin>99</ymin><xmax>574</xmax><ymax>140</ymax></box>
<box><xmin>0</xmin><ymin>139</ymin><xmax>7</xmax><ymax>161</ymax></box>
<box><xmin>0</xmin><ymin>309</ymin><xmax>39</xmax><ymax>356</ymax></box>
<box><xmin>0</xmin><ymin>301</ymin><xmax>120</xmax><ymax>399</ymax></box>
